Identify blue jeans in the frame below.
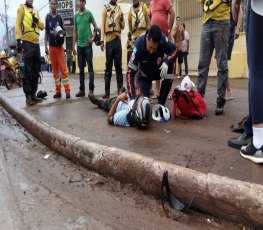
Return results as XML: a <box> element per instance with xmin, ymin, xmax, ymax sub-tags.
<box><xmin>197</xmin><ymin>20</ymin><xmax>230</xmax><ymax>106</ymax></box>
<box><xmin>77</xmin><ymin>45</ymin><xmax>94</xmax><ymax>92</ymax></box>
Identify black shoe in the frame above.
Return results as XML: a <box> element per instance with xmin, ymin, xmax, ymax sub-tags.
<box><xmin>240</xmin><ymin>142</ymin><xmax>263</xmax><ymax>164</ymax></box>
<box><xmin>53</xmin><ymin>93</ymin><xmax>62</xmax><ymax>99</ymax></box>
<box><xmin>215</xmin><ymin>104</ymin><xmax>224</xmax><ymax>115</ymax></box>
<box><xmin>76</xmin><ymin>91</ymin><xmax>85</xmax><ymax>97</ymax></box>
<box><xmin>88</xmin><ymin>93</ymin><xmax>100</xmax><ymax>106</ymax></box>
<box><xmin>228</xmin><ymin>133</ymin><xmax>252</xmax><ymax>149</ymax></box>
<box><xmin>66</xmin><ymin>93</ymin><xmax>71</xmax><ymax>99</ymax></box>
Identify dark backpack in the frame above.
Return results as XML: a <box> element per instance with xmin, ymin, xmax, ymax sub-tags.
<box><xmin>172</xmin><ymin>89</ymin><xmax>207</xmax><ymax>119</ymax></box>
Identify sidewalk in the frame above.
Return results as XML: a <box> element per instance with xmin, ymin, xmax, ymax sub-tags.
<box><xmin>0</xmin><ymin>72</ymin><xmax>262</xmax><ymax>228</ymax></box>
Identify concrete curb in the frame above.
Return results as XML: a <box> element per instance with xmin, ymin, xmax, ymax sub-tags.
<box><xmin>0</xmin><ymin>93</ymin><xmax>262</xmax><ymax>228</ymax></box>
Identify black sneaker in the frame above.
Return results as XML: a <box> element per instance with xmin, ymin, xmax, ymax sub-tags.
<box><xmin>53</xmin><ymin>93</ymin><xmax>62</xmax><ymax>99</ymax></box>
<box><xmin>240</xmin><ymin>142</ymin><xmax>263</xmax><ymax>164</ymax></box>
<box><xmin>88</xmin><ymin>93</ymin><xmax>100</xmax><ymax>106</ymax></box>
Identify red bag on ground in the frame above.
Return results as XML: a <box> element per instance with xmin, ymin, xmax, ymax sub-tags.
<box><xmin>172</xmin><ymin>89</ymin><xmax>207</xmax><ymax>119</ymax></box>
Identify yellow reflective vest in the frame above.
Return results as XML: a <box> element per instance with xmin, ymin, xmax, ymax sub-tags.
<box><xmin>104</xmin><ymin>4</ymin><xmax>122</xmax><ymax>33</ymax></box>
<box><xmin>203</xmin><ymin>0</ymin><xmax>229</xmax><ymax>12</ymax></box>
<box><xmin>21</xmin><ymin>5</ymin><xmax>40</xmax><ymax>35</ymax></box>
<box><xmin>130</xmin><ymin>3</ymin><xmax>147</xmax><ymax>33</ymax></box>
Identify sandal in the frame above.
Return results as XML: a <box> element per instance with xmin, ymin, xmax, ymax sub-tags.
<box><xmin>152</xmin><ymin>95</ymin><xmax>159</xmax><ymax>99</ymax></box>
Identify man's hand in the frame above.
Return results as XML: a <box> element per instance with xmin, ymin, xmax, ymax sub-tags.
<box><xmin>45</xmin><ymin>47</ymin><xmax>49</xmax><ymax>55</ymax></box>
<box><xmin>72</xmin><ymin>48</ymin><xmax>76</xmax><ymax>55</ymax></box>
<box><xmin>100</xmin><ymin>42</ymin><xmax>104</xmax><ymax>52</ymax></box>
<box><xmin>17</xmin><ymin>39</ymin><xmax>23</xmax><ymax>53</ymax></box>
<box><xmin>117</xmin><ymin>92</ymin><xmax>128</xmax><ymax>102</ymax></box>
<box><xmin>232</xmin><ymin>0</ymin><xmax>241</xmax><ymax>26</ymax></box>
<box><xmin>87</xmin><ymin>38</ymin><xmax>93</xmax><ymax>45</ymax></box>
<box><xmin>159</xmin><ymin>62</ymin><xmax>169</xmax><ymax>79</ymax></box>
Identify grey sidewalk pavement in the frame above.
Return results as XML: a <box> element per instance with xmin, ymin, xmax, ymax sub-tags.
<box><xmin>1</xmin><ymin>71</ymin><xmax>263</xmax><ymax>227</ymax></box>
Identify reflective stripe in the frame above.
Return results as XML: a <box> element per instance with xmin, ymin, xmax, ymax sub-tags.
<box><xmin>128</xmin><ymin>62</ymin><xmax>138</xmax><ymax>71</ymax></box>
<box><xmin>105</xmin><ymin>4</ymin><xmax>121</xmax><ymax>33</ymax></box>
<box><xmin>164</xmin><ymin>74</ymin><xmax>174</xmax><ymax>80</ymax></box>
<box><xmin>62</xmin><ymin>77</ymin><xmax>69</xmax><ymax>84</ymax></box>
<box><xmin>55</xmin><ymin>78</ymin><xmax>61</xmax><ymax>85</ymax></box>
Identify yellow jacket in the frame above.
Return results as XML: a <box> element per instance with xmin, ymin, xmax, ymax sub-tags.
<box><xmin>198</xmin><ymin>0</ymin><xmax>230</xmax><ymax>23</ymax></box>
<box><xmin>16</xmin><ymin>4</ymin><xmax>44</xmax><ymax>44</ymax></box>
<box><xmin>101</xmin><ymin>3</ymin><xmax>125</xmax><ymax>42</ymax></box>
<box><xmin>128</xmin><ymin>2</ymin><xmax>150</xmax><ymax>40</ymax></box>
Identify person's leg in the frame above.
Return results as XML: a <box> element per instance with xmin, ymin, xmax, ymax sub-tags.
<box><xmin>22</xmin><ymin>41</ymin><xmax>35</xmax><ymax>104</ymax></box>
<box><xmin>50</xmin><ymin>46</ymin><xmax>61</xmax><ymax>97</ymax></box>
<box><xmin>88</xmin><ymin>93</ymin><xmax>117</xmax><ymax>112</ymax></box>
<box><xmin>85</xmin><ymin>45</ymin><xmax>95</xmax><ymax>93</ymax></box>
<box><xmin>213</xmin><ymin>20</ymin><xmax>229</xmax><ymax>115</ymax></box>
<box><xmin>183</xmin><ymin>52</ymin><xmax>189</xmax><ymax>76</ymax></box>
<box><xmin>76</xmin><ymin>46</ymin><xmax>85</xmax><ymax>96</ymax></box>
<box><xmin>57</xmin><ymin>46</ymin><xmax>70</xmax><ymax>97</ymax></box>
<box><xmin>104</xmin><ymin>41</ymin><xmax>114</xmax><ymax>98</ymax></box>
<box><xmin>113</xmin><ymin>39</ymin><xmax>123</xmax><ymax>94</ymax></box>
<box><xmin>240</xmin><ymin>4</ymin><xmax>263</xmax><ymax>163</ymax></box>
<box><xmin>31</xmin><ymin>43</ymin><xmax>41</xmax><ymax>101</ymax></box>
<box><xmin>197</xmin><ymin>23</ymin><xmax>214</xmax><ymax>97</ymax></box>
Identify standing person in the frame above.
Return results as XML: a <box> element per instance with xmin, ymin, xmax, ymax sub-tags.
<box><xmin>148</xmin><ymin>0</ymin><xmax>175</xmax><ymax>99</ymax></box>
<box><xmin>128</xmin><ymin>0</ymin><xmax>150</xmax><ymax>41</ymax></box>
<box><xmin>72</xmin><ymin>0</ymin><xmax>98</xmax><ymax>97</ymax></box>
<box><xmin>71</xmin><ymin>51</ymin><xmax>76</xmax><ymax>73</ymax></box>
<box><xmin>45</xmin><ymin>0</ymin><xmax>71</xmax><ymax>99</ymax></box>
<box><xmin>101</xmin><ymin>0</ymin><xmax>125</xmax><ymax>99</ymax></box>
<box><xmin>15</xmin><ymin>0</ymin><xmax>44</xmax><ymax>106</ymax></box>
<box><xmin>127</xmin><ymin>25</ymin><xmax>177</xmax><ymax>106</ymax></box>
<box><xmin>197</xmin><ymin>0</ymin><xmax>230</xmax><ymax>115</ymax></box>
<box><xmin>226</xmin><ymin>0</ymin><xmax>243</xmax><ymax>101</ymax></box>
<box><xmin>181</xmin><ymin>22</ymin><xmax>189</xmax><ymax>76</ymax></box>
<box><xmin>172</xmin><ymin>16</ymin><xmax>185</xmax><ymax>79</ymax></box>
<box><xmin>228</xmin><ymin>0</ymin><xmax>263</xmax><ymax>163</ymax></box>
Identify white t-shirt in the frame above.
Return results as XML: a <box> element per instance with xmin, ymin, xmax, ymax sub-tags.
<box><xmin>182</xmin><ymin>31</ymin><xmax>189</xmax><ymax>53</ymax></box>
<box><xmin>252</xmin><ymin>0</ymin><xmax>263</xmax><ymax>16</ymax></box>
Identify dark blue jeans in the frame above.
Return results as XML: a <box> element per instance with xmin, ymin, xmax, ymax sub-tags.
<box><xmin>77</xmin><ymin>45</ymin><xmax>94</xmax><ymax>92</ymax></box>
<box><xmin>23</xmin><ymin>41</ymin><xmax>41</xmax><ymax>98</ymax></box>
<box><xmin>244</xmin><ymin>0</ymin><xmax>263</xmax><ymax>136</ymax></box>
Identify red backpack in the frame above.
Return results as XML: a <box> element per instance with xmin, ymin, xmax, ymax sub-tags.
<box><xmin>172</xmin><ymin>89</ymin><xmax>207</xmax><ymax>119</ymax></box>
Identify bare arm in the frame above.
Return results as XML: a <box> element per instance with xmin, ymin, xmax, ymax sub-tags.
<box><xmin>232</xmin><ymin>0</ymin><xmax>242</xmax><ymax>25</ymax></box>
<box><xmin>107</xmin><ymin>93</ymin><xmax>128</xmax><ymax>124</ymax></box>
<box><xmin>72</xmin><ymin>25</ymin><xmax>77</xmax><ymax>54</ymax></box>
<box><xmin>168</xmin><ymin>7</ymin><xmax>175</xmax><ymax>37</ymax></box>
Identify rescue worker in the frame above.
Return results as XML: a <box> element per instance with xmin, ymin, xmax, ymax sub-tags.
<box><xmin>101</xmin><ymin>0</ymin><xmax>125</xmax><ymax>99</ymax></box>
<box><xmin>127</xmin><ymin>25</ymin><xmax>177</xmax><ymax>106</ymax></box>
<box><xmin>128</xmin><ymin>0</ymin><xmax>150</xmax><ymax>41</ymax></box>
<box><xmin>197</xmin><ymin>0</ymin><xmax>230</xmax><ymax>115</ymax></box>
<box><xmin>15</xmin><ymin>0</ymin><xmax>44</xmax><ymax>106</ymax></box>
<box><xmin>45</xmin><ymin>0</ymin><xmax>71</xmax><ymax>99</ymax></box>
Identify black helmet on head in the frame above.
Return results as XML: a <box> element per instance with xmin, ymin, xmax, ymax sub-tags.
<box><xmin>130</xmin><ymin>96</ymin><xmax>152</xmax><ymax>128</ymax></box>
<box><xmin>94</xmin><ymin>28</ymin><xmax>101</xmax><ymax>46</ymax></box>
<box><xmin>54</xmin><ymin>26</ymin><xmax>64</xmax><ymax>46</ymax></box>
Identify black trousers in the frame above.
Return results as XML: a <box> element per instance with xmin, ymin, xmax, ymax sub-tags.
<box><xmin>23</xmin><ymin>41</ymin><xmax>41</xmax><ymax>98</ymax></box>
<box><xmin>104</xmin><ymin>37</ymin><xmax>123</xmax><ymax>96</ymax></box>
<box><xmin>98</xmin><ymin>96</ymin><xmax>117</xmax><ymax>112</ymax></box>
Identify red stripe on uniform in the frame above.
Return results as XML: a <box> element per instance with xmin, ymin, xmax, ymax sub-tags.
<box><xmin>127</xmin><ymin>70</ymin><xmax>133</xmax><ymax>97</ymax></box>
